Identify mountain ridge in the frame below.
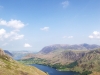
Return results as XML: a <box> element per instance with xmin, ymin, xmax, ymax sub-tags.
<box><xmin>39</xmin><ymin>43</ymin><xmax>100</xmax><ymax>54</ymax></box>
<box><xmin>4</xmin><ymin>50</ymin><xmax>13</xmax><ymax>57</ymax></box>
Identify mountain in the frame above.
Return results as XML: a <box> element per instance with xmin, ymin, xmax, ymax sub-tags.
<box><xmin>60</xmin><ymin>48</ymin><xmax>100</xmax><ymax>75</ymax></box>
<box><xmin>22</xmin><ymin>44</ymin><xmax>100</xmax><ymax>65</ymax></box>
<box><xmin>0</xmin><ymin>48</ymin><xmax>47</xmax><ymax>75</ymax></box>
<box><xmin>4</xmin><ymin>50</ymin><xmax>13</xmax><ymax>57</ymax></box>
<box><xmin>39</xmin><ymin>44</ymin><xmax>100</xmax><ymax>54</ymax></box>
<box><xmin>69</xmin><ymin>48</ymin><xmax>100</xmax><ymax>73</ymax></box>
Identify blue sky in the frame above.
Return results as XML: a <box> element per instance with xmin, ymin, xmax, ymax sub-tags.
<box><xmin>0</xmin><ymin>0</ymin><xmax>100</xmax><ymax>51</ymax></box>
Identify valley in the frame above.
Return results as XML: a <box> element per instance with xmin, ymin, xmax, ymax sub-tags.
<box><xmin>0</xmin><ymin>0</ymin><xmax>99</xmax><ymax>75</ymax></box>
<box><xmin>18</xmin><ymin>44</ymin><xmax>100</xmax><ymax>75</ymax></box>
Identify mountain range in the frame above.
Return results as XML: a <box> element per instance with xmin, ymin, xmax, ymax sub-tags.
<box><xmin>21</xmin><ymin>43</ymin><xmax>100</xmax><ymax>75</ymax></box>
<box><xmin>39</xmin><ymin>43</ymin><xmax>100</xmax><ymax>54</ymax></box>
<box><xmin>22</xmin><ymin>44</ymin><xmax>100</xmax><ymax>64</ymax></box>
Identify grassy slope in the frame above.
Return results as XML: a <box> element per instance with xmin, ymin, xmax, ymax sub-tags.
<box><xmin>19</xmin><ymin>58</ymin><xmax>48</xmax><ymax>65</ymax></box>
<box><xmin>90</xmin><ymin>72</ymin><xmax>100</xmax><ymax>75</ymax></box>
<box><xmin>0</xmin><ymin>51</ymin><xmax>47</xmax><ymax>75</ymax></box>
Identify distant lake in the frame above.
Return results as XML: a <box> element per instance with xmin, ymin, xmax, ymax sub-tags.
<box><xmin>31</xmin><ymin>64</ymin><xmax>79</xmax><ymax>75</ymax></box>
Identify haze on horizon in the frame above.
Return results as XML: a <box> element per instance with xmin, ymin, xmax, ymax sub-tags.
<box><xmin>0</xmin><ymin>0</ymin><xmax>100</xmax><ymax>51</ymax></box>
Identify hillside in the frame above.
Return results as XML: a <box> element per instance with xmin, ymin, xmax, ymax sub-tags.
<box><xmin>0</xmin><ymin>48</ymin><xmax>47</xmax><ymax>75</ymax></box>
<box><xmin>22</xmin><ymin>50</ymin><xmax>88</xmax><ymax>65</ymax></box>
<box><xmin>62</xmin><ymin>48</ymin><xmax>100</xmax><ymax>75</ymax></box>
<box><xmin>71</xmin><ymin>48</ymin><xmax>100</xmax><ymax>72</ymax></box>
<box><xmin>22</xmin><ymin>44</ymin><xmax>100</xmax><ymax>65</ymax></box>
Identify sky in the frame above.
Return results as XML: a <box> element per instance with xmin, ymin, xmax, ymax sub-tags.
<box><xmin>0</xmin><ymin>0</ymin><xmax>100</xmax><ymax>52</ymax></box>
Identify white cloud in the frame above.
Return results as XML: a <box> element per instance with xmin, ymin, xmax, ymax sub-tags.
<box><xmin>68</xmin><ymin>36</ymin><xmax>73</xmax><ymax>38</ymax></box>
<box><xmin>0</xmin><ymin>19</ymin><xmax>25</xmax><ymax>30</ymax></box>
<box><xmin>89</xmin><ymin>35</ymin><xmax>94</xmax><ymax>39</ymax></box>
<box><xmin>0</xmin><ymin>29</ymin><xmax>6</xmax><ymax>40</ymax></box>
<box><xmin>40</xmin><ymin>27</ymin><xmax>49</xmax><ymax>31</ymax></box>
<box><xmin>61</xmin><ymin>0</ymin><xmax>69</xmax><ymax>8</ymax></box>
<box><xmin>0</xmin><ymin>30</ymin><xmax>24</xmax><ymax>41</ymax></box>
<box><xmin>11</xmin><ymin>34</ymin><xmax>24</xmax><ymax>40</ymax></box>
<box><xmin>93</xmin><ymin>31</ymin><xmax>99</xmax><ymax>35</ymax></box>
<box><xmin>0</xmin><ymin>28</ymin><xmax>6</xmax><ymax>35</ymax></box>
<box><xmin>89</xmin><ymin>31</ymin><xmax>100</xmax><ymax>39</ymax></box>
<box><xmin>24</xmin><ymin>43</ymin><xmax>32</xmax><ymax>48</ymax></box>
<box><xmin>0</xmin><ymin>19</ymin><xmax>25</xmax><ymax>41</ymax></box>
<box><xmin>63</xmin><ymin>36</ymin><xmax>73</xmax><ymax>39</ymax></box>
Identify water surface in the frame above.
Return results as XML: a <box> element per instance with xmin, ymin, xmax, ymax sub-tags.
<box><xmin>31</xmin><ymin>64</ymin><xmax>79</xmax><ymax>75</ymax></box>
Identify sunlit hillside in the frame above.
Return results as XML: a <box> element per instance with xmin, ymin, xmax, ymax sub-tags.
<box><xmin>0</xmin><ymin>48</ymin><xmax>47</xmax><ymax>75</ymax></box>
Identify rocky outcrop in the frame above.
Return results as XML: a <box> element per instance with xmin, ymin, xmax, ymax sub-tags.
<box><xmin>0</xmin><ymin>48</ymin><xmax>5</xmax><ymax>56</ymax></box>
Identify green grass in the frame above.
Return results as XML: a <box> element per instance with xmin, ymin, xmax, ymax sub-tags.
<box><xmin>19</xmin><ymin>58</ymin><xmax>48</xmax><ymax>65</ymax></box>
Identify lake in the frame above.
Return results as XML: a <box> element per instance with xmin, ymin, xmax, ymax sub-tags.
<box><xmin>31</xmin><ymin>64</ymin><xmax>79</xmax><ymax>75</ymax></box>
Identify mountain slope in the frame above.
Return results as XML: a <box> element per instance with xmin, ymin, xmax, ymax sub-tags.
<box><xmin>72</xmin><ymin>48</ymin><xmax>100</xmax><ymax>72</ymax></box>
<box><xmin>63</xmin><ymin>48</ymin><xmax>100</xmax><ymax>75</ymax></box>
<box><xmin>0</xmin><ymin>48</ymin><xmax>47</xmax><ymax>75</ymax></box>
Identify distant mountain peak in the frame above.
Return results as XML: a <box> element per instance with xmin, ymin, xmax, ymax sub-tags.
<box><xmin>4</xmin><ymin>50</ymin><xmax>13</xmax><ymax>57</ymax></box>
